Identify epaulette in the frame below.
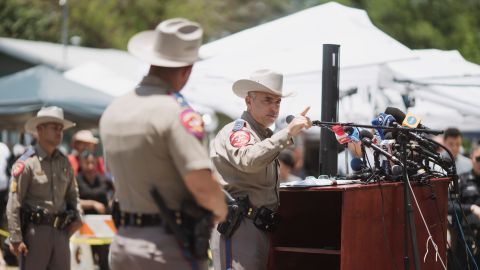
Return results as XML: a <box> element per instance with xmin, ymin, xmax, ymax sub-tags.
<box><xmin>171</xmin><ymin>92</ymin><xmax>190</xmax><ymax>108</ymax></box>
<box><xmin>232</xmin><ymin>119</ymin><xmax>246</xmax><ymax>132</ymax></box>
<box><xmin>12</xmin><ymin>147</ymin><xmax>36</xmax><ymax>178</ymax></box>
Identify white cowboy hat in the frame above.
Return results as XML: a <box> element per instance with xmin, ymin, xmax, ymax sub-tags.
<box><xmin>25</xmin><ymin>106</ymin><xmax>75</xmax><ymax>134</ymax></box>
<box><xmin>232</xmin><ymin>69</ymin><xmax>294</xmax><ymax>98</ymax></box>
<box><xmin>127</xmin><ymin>18</ymin><xmax>203</xmax><ymax>67</ymax></box>
<box><xmin>73</xmin><ymin>130</ymin><xmax>99</xmax><ymax>144</ymax></box>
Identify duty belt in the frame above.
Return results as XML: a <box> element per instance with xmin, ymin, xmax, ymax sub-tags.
<box><xmin>243</xmin><ymin>202</ymin><xmax>280</xmax><ymax>232</ymax></box>
<box><xmin>119</xmin><ymin>212</ymin><xmax>163</xmax><ymax>227</ymax></box>
<box><xmin>26</xmin><ymin>211</ymin><xmax>73</xmax><ymax>229</ymax></box>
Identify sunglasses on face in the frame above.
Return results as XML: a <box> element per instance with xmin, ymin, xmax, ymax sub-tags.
<box><xmin>476</xmin><ymin>156</ymin><xmax>480</xmax><ymax>163</ymax></box>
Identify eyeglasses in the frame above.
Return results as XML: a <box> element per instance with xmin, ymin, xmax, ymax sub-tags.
<box><xmin>476</xmin><ymin>156</ymin><xmax>480</xmax><ymax>163</ymax></box>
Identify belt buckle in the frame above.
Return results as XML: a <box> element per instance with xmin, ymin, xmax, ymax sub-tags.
<box><xmin>136</xmin><ymin>214</ymin><xmax>142</xmax><ymax>226</ymax></box>
<box><xmin>246</xmin><ymin>207</ymin><xmax>255</xmax><ymax>219</ymax></box>
<box><xmin>53</xmin><ymin>216</ymin><xmax>61</xmax><ymax>229</ymax></box>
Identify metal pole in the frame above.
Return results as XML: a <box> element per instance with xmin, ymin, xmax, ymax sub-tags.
<box><xmin>319</xmin><ymin>44</ymin><xmax>340</xmax><ymax>176</ymax></box>
<box><xmin>59</xmin><ymin>0</ymin><xmax>69</xmax><ymax>68</ymax></box>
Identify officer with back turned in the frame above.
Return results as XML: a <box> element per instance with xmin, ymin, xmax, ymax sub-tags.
<box><xmin>100</xmin><ymin>18</ymin><xmax>227</xmax><ymax>270</ymax></box>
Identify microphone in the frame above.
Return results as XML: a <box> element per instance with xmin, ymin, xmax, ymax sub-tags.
<box><xmin>289</xmin><ymin>114</ymin><xmax>351</xmax><ymax>144</ymax></box>
<box><xmin>286</xmin><ymin>115</ymin><xmax>321</xmax><ymax>127</ymax></box>
<box><xmin>350</xmin><ymin>157</ymin><xmax>364</xmax><ymax>172</ymax></box>
<box><xmin>359</xmin><ymin>129</ymin><xmax>373</xmax><ymax>140</ymax></box>
<box><xmin>409</xmin><ymin>143</ymin><xmax>441</xmax><ymax>162</ymax></box>
<box><xmin>346</xmin><ymin>158</ymin><xmax>372</xmax><ymax>180</ymax></box>
<box><xmin>344</xmin><ymin>126</ymin><xmax>360</xmax><ymax>142</ymax></box>
<box><xmin>379</xmin><ymin>138</ymin><xmax>396</xmax><ymax>175</ymax></box>
<box><xmin>360</xmin><ymin>130</ymin><xmax>402</xmax><ymax>166</ymax></box>
<box><xmin>371</xmin><ymin>113</ymin><xmax>396</xmax><ymax>140</ymax></box>
<box><xmin>285</xmin><ymin>115</ymin><xmax>295</xmax><ymax>124</ymax></box>
<box><xmin>385</xmin><ymin>107</ymin><xmax>429</xmax><ymax>130</ymax></box>
<box><xmin>384</xmin><ymin>107</ymin><xmax>437</xmax><ymax>149</ymax></box>
<box><xmin>332</xmin><ymin>125</ymin><xmax>351</xmax><ymax>144</ymax></box>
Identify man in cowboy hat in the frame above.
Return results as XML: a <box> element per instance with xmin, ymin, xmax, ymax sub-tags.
<box><xmin>210</xmin><ymin>69</ymin><xmax>312</xmax><ymax>270</ymax></box>
<box><xmin>100</xmin><ymin>18</ymin><xmax>227</xmax><ymax>270</ymax></box>
<box><xmin>6</xmin><ymin>106</ymin><xmax>83</xmax><ymax>270</ymax></box>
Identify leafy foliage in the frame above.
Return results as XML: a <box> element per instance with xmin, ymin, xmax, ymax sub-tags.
<box><xmin>1</xmin><ymin>0</ymin><xmax>479</xmax><ymax>63</ymax></box>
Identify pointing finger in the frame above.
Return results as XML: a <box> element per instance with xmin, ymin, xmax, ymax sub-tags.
<box><xmin>300</xmin><ymin>106</ymin><xmax>310</xmax><ymax>116</ymax></box>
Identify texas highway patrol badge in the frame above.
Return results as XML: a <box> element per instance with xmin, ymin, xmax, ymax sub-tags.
<box><xmin>229</xmin><ymin>130</ymin><xmax>251</xmax><ymax>148</ymax></box>
<box><xmin>12</xmin><ymin>161</ymin><xmax>25</xmax><ymax>178</ymax></box>
<box><xmin>180</xmin><ymin>108</ymin><xmax>205</xmax><ymax>140</ymax></box>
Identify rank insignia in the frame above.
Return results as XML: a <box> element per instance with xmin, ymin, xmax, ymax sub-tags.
<box><xmin>229</xmin><ymin>130</ymin><xmax>251</xmax><ymax>148</ymax></box>
<box><xmin>180</xmin><ymin>108</ymin><xmax>205</xmax><ymax>140</ymax></box>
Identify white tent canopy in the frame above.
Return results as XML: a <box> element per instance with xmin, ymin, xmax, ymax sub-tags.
<box><xmin>380</xmin><ymin>49</ymin><xmax>480</xmax><ymax>132</ymax></box>
<box><xmin>3</xmin><ymin>3</ymin><xmax>478</xmax><ymax>132</ymax></box>
<box><xmin>183</xmin><ymin>2</ymin><xmax>416</xmax><ymax>124</ymax></box>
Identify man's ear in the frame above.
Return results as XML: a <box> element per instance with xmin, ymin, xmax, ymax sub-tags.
<box><xmin>245</xmin><ymin>96</ymin><xmax>252</xmax><ymax>106</ymax></box>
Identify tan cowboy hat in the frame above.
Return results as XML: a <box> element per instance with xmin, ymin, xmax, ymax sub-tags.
<box><xmin>127</xmin><ymin>18</ymin><xmax>203</xmax><ymax>67</ymax></box>
<box><xmin>24</xmin><ymin>106</ymin><xmax>75</xmax><ymax>134</ymax></box>
<box><xmin>73</xmin><ymin>130</ymin><xmax>99</xmax><ymax>144</ymax></box>
<box><xmin>232</xmin><ymin>69</ymin><xmax>294</xmax><ymax>98</ymax></box>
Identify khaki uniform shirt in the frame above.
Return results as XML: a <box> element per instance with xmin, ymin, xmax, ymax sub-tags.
<box><xmin>211</xmin><ymin>111</ymin><xmax>293</xmax><ymax>210</ymax></box>
<box><xmin>100</xmin><ymin>75</ymin><xmax>211</xmax><ymax>213</ymax></box>
<box><xmin>6</xmin><ymin>144</ymin><xmax>82</xmax><ymax>242</ymax></box>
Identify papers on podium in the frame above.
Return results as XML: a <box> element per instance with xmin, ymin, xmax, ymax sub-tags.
<box><xmin>280</xmin><ymin>176</ymin><xmax>361</xmax><ymax>188</ymax></box>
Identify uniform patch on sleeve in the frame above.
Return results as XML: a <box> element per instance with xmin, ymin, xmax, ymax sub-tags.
<box><xmin>180</xmin><ymin>108</ymin><xmax>205</xmax><ymax>140</ymax></box>
<box><xmin>10</xmin><ymin>180</ymin><xmax>17</xmax><ymax>193</ymax></box>
<box><xmin>12</xmin><ymin>161</ymin><xmax>25</xmax><ymax>178</ymax></box>
<box><xmin>229</xmin><ymin>130</ymin><xmax>251</xmax><ymax>148</ymax></box>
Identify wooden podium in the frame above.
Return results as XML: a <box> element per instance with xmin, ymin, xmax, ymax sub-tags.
<box><xmin>268</xmin><ymin>178</ymin><xmax>449</xmax><ymax>270</ymax></box>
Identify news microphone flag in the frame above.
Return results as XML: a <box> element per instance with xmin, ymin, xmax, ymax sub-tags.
<box><xmin>402</xmin><ymin>112</ymin><xmax>422</xmax><ymax>128</ymax></box>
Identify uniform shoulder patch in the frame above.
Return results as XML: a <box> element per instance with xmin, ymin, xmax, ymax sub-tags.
<box><xmin>229</xmin><ymin>130</ymin><xmax>251</xmax><ymax>148</ymax></box>
<box><xmin>12</xmin><ymin>162</ymin><xmax>26</xmax><ymax>178</ymax></box>
<box><xmin>180</xmin><ymin>108</ymin><xmax>205</xmax><ymax>140</ymax></box>
<box><xmin>232</xmin><ymin>119</ymin><xmax>246</xmax><ymax>132</ymax></box>
<box><xmin>12</xmin><ymin>147</ymin><xmax>36</xmax><ymax>178</ymax></box>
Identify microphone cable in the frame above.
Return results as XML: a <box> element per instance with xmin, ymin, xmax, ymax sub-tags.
<box><xmin>425</xmin><ymin>183</ymin><xmax>465</xmax><ymax>270</ymax></box>
<box><xmin>406</xmin><ymin>174</ymin><xmax>448</xmax><ymax>269</ymax></box>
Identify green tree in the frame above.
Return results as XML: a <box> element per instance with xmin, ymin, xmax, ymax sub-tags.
<box><xmin>1</xmin><ymin>0</ymin><xmax>480</xmax><ymax>63</ymax></box>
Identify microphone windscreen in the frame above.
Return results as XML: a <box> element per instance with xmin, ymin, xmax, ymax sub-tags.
<box><xmin>391</xmin><ymin>165</ymin><xmax>403</xmax><ymax>176</ymax></box>
<box><xmin>359</xmin><ymin>129</ymin><xmax>374</xmax><ymax>140</ymax></box>
<box><xmin>384</xmin><ymin>132</ymin><xmax>393</xmax><ymax>140</ymax></box>
<box><xmin>286</xmin><ymin>115</ymin><xmax>295</xmax><ymax>124</ymax></box>
<box><xmin>385</xmin><ymin>107</ymin><xmax>406</xmax><ymax>123</ymax></box>
<box><xmin>350</xmin><ymin>158</ymin><xmax>363</xmax><ymax>172</ymax></box>
<box><xmin>344</xmin><ymin>126</ymin><xmax>354</xmax><ymax>134</ymax></box>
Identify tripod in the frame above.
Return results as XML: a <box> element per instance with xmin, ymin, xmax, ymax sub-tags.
<box><xmin>397</xmin><ymin>133</ymin><xmax>421</xmax><ymax>270</ymax></box>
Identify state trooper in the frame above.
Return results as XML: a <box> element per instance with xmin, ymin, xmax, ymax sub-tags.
<box><xmin>210</xmin><ymin>69</ymin><xmax>312</xmax><ymax>270</ymax></box>
<box><xmin>100</xmin><ymin>18</ymin><xmax>227</xmax><ymax>270</ymax></box>
<box><xmin>6</xmin><ymin>106</ymin><xmax>83</xmax><ymax>270</ymax></box>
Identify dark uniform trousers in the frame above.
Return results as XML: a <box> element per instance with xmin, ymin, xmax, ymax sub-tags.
<box><xmin>21</xmin><ymin>224</ymin><xmax>70</xmax><ymax>270</ymax></box>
